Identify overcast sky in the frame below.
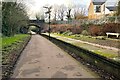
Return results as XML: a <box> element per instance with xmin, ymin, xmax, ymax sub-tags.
<box><xmin>23</xmin><ymin>0</ymin><xmax>118</xmax><ymax>19</ymax></box>
<box><xmin>23</xmin><ymin>0</ymin><xmax>91</xmax><ymax>19</ymax></box>
<box><xmin>3</xmin><ymin>0</ymin><xmax>117</xmax><ymax>19</ymax></box>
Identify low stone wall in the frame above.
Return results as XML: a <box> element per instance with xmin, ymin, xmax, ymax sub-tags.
<box><xmin>42</xmin><ymin>34</ymin><xmax>120</xmax><ymax>80</ymax></box>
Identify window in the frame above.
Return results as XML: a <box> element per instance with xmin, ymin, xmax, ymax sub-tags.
<box><xmin>96</xmin><ymin>5</ymin><xmax>101</xmax><ymax>12</ymax></box>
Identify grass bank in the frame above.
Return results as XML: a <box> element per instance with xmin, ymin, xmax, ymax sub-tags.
<box><xmin>51</xmin><ymin>33</ymin><xmax>119</xmax><ymax>61</ymax></box>
<box><xmin>2</xmin><ymin>34</ymin><xmax>29</xmax><ymax>48</ymax></box>
<box><xmin>55</xmin><ymin>33</ymin><xmax>120</xmax><ymax>49</ymax></box>
<box><xmin>2</xmin><ymin>34</ymin><xmax>31</xmax><ymax>78</ymax></box>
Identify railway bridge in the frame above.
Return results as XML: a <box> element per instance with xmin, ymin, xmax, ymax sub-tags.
<box><xmin>28</xmin><ymin>19</ymin><xmax>45</xmax><ymax>34</ymax></box>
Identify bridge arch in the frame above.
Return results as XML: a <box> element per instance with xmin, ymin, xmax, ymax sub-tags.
<box><xmin>28</xmin><ymin>23</ymin><xmax>42</xmax><ymax>34</ymax></box>
<box><xmin>28</xmin><ymin>20</ymin><xmax>45</xmax><ymax>34</ymax></box>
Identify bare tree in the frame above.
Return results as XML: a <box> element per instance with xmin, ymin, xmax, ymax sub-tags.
<box><xmin>35</xmin><ymin>12</ymin><xmax>44</xmax><ymax>20</ymax></box>
<box><xmin>73</xmin><ymin>6</ymin><xmax>86</xmax><ymax>20</ymax></box>
<box><xmin>66</xmin><ymin>8</ymin><xmax>72</xmax><ymax>20</ymax></box>
<box><xmin>2</xmin><ymin>1</ymin><xmax>29</xmax><ymax>36</ymax></box>
<box><xmin>57</xmin><ymin>4</ymin><xmax>66</xmax><ymax>21</ymax></box>
<box><xmin>73</xmin><ymin>5</ymin><xmax>80</xmax><ymax>19</ymax></box>
<box><xmin>52</xmin><ymin>4</ymin><xmax>59</xmax><ymax>21</ymax></box>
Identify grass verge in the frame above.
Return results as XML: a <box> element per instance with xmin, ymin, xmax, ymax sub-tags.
<box><xmin>51</xmin><ymin>33</ymin><xmax>119</xmax><ymax>61</ymax></box>
<box><xmin>2</xmin><ymin>34</ymin><xmax>31</xmax><ymax>79</ymax></box>
<box><xmin>54</xmin><ymin>33</ymin><xmax>120</xmax><ymax>49</ymax></box>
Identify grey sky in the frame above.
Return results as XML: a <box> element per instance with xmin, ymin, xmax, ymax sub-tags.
<box><xmin>2</xmin><ymin>0</ymin><xmax>118</xmax><ymax>19</ymax></box>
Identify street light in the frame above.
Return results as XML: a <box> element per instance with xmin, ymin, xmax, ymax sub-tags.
<box><xmin>43</xmin><ymin>6</ymin><xmax>52</xmax><ymax>39</ymax></box>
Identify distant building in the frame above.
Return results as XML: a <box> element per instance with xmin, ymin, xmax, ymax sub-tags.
<box><xmin>105</xmin><ymin>0</ymin><xmax>118</xmax><ymax>17</ymax></box>
<box><xmin>88</xmin><ymin>0</ymin><xmax>117</xmax><ymax>19</ymax></box>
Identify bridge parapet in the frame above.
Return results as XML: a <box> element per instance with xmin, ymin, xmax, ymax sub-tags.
<box><xmin>29</xmin><ymin>19</ymin><xmax>45</xmax><ymax>28</ymax></box>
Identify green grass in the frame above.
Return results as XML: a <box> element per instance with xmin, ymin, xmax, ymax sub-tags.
<box><xmin>93</xmin><ymin>50</ymin><xmax>117</xmax><ymax>58</ymax></box>
<box><xmin>73</xmin><ymin>42</ymin><xmax>118</xmax><ymax>59</ymax></box>
<box><xmin>2</xmin><ymin>34</ymin><xmax>29</xmax><ymax>48</ymax></box>
<box><xmin>2</xmin><ymin>34</ymin><xmax>30</xmax><ymax>65</ymax></box>
<box><xmin>51</xmin><ymin>33</ymin><xmax>119</xmax><ymax>61</ymax></box>
<box><xmin>0</xmin><ymin>37</ymin><xmax>2</xmax><ymax>49</ymax></box>
<box><xmin>53</xmin><ymin>33</ymin><xmax>120</xmax><ymax>48</ymax></box>
<box><xmin>54</xmin><ymin>33</ymin><xmax>100</xmax><ymax>41</ymax></box>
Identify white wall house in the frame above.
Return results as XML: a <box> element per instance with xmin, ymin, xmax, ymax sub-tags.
<box><xmin>88</xmin><ymin>0</ymin><xmax>117</xmax><ymax>19</ymax></box>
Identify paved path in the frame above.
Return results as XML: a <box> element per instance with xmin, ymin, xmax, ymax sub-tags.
<box><xmin>12</xmin><ymin>35</ymin><xmax>99</xmax><ymax>78</ymax></box>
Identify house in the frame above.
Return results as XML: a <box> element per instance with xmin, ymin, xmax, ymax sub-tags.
<box><xmin>106</xmin><ymin>1</ymin><xmax>117</xmax><ymax>16</ymax></box>
<box><xmin>88</xmin><ymin>0</ymin><xmax>117</xmax><ymax>19</ymax></box>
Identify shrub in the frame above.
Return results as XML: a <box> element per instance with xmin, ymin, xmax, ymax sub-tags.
<box><xmin>89</xmin><ymin>25</ymin><xmax>101</xmax><ymax>36</ymax></box>
<box><xmin>51</xmin><ymin>24</ymin><xmax>71</xmax><ymax>33</ymax></box>
<box><xmin>95</xmin><ymin>36</ymin><xmax>106</xmax><ymax>40</ymax></box>
<box><xmin>81</xmin><ymin>23</ymin><xmax>92</xmax><ymax>30</ymax></box>
<box><xmin>81</xmin><ymin>30</ymin><xmax>89</xmax><ymax>36</ymax></box>
<box><xmin>74</xmin><ymin>34</ymin><xmax>81</xmax><ymax>37</ymax></box>
<box><xmin>51</xmin><ymin>24</ymin><xmax>82</xmax><ymax>34</ymax></box>
<box><xmin>108</xmin><ymin>17</ymin><xmax>116</xmax><ymax>22</ymax></box>
<box><xmin>71</xmin><ymin>26</ymin><xmax>83</xmax><ymax>34</ymax></box>
<box><xmin>62</xmin><ymin>30</ymin><xmax>73</xmax><ymax>36</ymax></box>
<box><xmin>101</xmin><ymin>23</ymin><xmax>120</xmax><ymax>36</ymax></box>
<box><xmin>51</xmin><ymin>23</ymin><xmax>120</xmax><ymax>37</ymax></box>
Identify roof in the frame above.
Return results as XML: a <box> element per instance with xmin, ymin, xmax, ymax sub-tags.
<box><xmin>106</xmin><ymin>6</ymin><xmax>117</xmax><ymax>11</ymax></box>
<box><xmin>92</xmin><ymin>0</ymin><xmax>107</xmax><ymax>5</ymax></box>
<box><xmin>105</xmin><ymin>0</ymin><xmax>118</xmax><ymax>11</ymax></box>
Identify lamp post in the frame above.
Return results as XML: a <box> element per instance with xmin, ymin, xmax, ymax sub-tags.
<box><xmin>43</xmin><ymin>6</ymin><xmax>52</xmax><ymax>39</ymax></box>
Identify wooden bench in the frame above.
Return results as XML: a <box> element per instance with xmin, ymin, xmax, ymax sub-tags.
<box><xmin>106</xmin><ymin>32</ymin><xmax>120</xmax><ymax>38</ymax></box>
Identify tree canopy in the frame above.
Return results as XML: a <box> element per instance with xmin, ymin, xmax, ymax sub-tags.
<box><xmin>2</xmin><ymin>1</ymin><xmax>29</xmax><ymax>36</ymax></box>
